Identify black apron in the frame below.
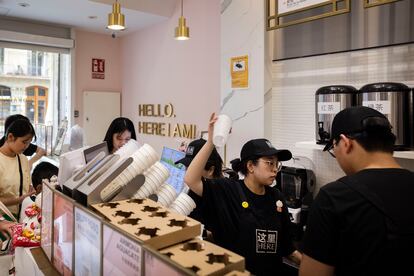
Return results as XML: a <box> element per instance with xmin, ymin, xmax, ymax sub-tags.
<box><xmin>234</xmin><ymin>181</ymin><xmax>285</xmax><ymax>276</ymax></box>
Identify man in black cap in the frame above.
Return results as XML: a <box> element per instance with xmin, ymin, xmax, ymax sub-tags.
<box><xmin>300</xmin><ymin>106</ymin><xmax>414</xmax><ymax>276</ymax></box>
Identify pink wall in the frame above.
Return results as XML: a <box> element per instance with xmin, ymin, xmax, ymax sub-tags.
<box><xmin>121</xmin><ymin>0</ymin><xmax>221</xmax><ymax>153</ymax></box>
<box><xmin>74</xmin><ymin>30</ymin><xmax>122</xmax><ymax>125</ymax></box>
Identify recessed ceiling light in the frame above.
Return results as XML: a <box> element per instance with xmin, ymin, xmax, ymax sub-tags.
<box><xmin>17</xmin><ymin>3</ymin><xmax>30</xmax><ymax>8</ymax></box>
<box><xmin>88</xmin><ymin>16</ymin><xmax>98</xmax><ymax>19</ymax></box>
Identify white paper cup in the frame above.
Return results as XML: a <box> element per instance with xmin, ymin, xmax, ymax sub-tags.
<box><xmin>140</xmin><ymin>144</ymin><xmax>159</xmax><ymax>164</ymax></box>
<box><xmin>152</xmin><ymin>162</ymin><xmax>169</xmax><ymax>179</ymax></box>
<box><xmin>135</xmin><ymin>157</ymin><xmax>149</xmax><ymax>172</ymax></box>
<box><xmin>156</xmin><ymin>184</ymin><xmax>177</xmax><ymax>206</ymax></box>
<box><xmin>171</xmin><ymin>193</ymin><xmax>196</xmax><ymax>215</ymax></box>
<box><xmin>175</xmin><ymin>193</ymin><xmax>196</xmax><ymax>209</ymax></box>
<box><xmin>150</xmin><ymin>169</ymin><xmax>169</xmax><ymax>184</ymax></box>
<box><xmin>213</xmin><ymin>114</ymin><xmax>232</xmax><ymax>147</ymax></box>
<box><xmin>169</xmin><ymin>203</ymin><xmax>188</xmax><ymax>216</ymax></box>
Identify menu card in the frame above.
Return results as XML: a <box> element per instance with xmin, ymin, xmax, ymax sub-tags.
<box><xmin>103</xmin><ymin>225</ymin><xmax>142</xmax><ymax>276</ymax></box>
<box><xmin>144</xmin><ymin>250</ymin><xmax>184</xmax><ymax>276</ymax></box>
<box><xmin>41</xmin><ymin>183</ymin><xmax>53</xmax><ymax>261</ymax></box>
<box><xmin>74</xmin><ymin>207</ymin><xmax>102</xmax><ymax>276</ymax></box>
<box><xmin>53</xmin><ymin>194</ymin><xmax>74</xmax><ymax>275</ymax></box>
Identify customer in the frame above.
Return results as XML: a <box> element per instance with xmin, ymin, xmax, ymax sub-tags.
<box><xmin>0</xmin><ymin>119</ymin><xmax>36</xmax><ymax>218</ymax></box>
<box><xmin>19</xmin><ymin>161</ymin><xmax>58</xmax><ymax>221</ymax></box>
<box><xmin>175</xmin><ymin>138</ymin><xmax>223</xmax><ymax>235</ymax></box>
<box><xmin>103</xmin><ymin>117</ymin><xmax>137</xmax><ymax>154</ymax></box>
<box><xmin>299</xmin><ymin>106</ymin><xmax>414</xmax><ymax>276</ymax></box>
<box><xmin>0</xmin><ymin>114</ymin><xmax>46</xmax><ymax>168</ymax></box>
<box><xmin>0</xmin><ymin>220</ymin><xmax>15</xmax><ymax>237</ymax></box>
<box><xmin>185</xmin><ymin>113</ymin><xmax>301</xmax><ymax>276</ymax></box>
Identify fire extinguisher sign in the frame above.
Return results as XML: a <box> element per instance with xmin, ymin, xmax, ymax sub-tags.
<box><xmin>92</xmin><ymin>58</ymin><xmax>105</xmax><ymax>79</ymax></box>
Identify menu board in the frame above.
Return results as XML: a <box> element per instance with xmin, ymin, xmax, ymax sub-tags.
<box><xmin>41</xmin><ymin>183</ymin><xmax>53</xmax><ymax>261</ymax></box>
<box><xmin>74</xmin><ymin>207</ymin><xmax>102</xmax><ymax>276</ymax></box>
<box><xmin>144</xmin><ymin>250</ymin><xmax>184</xmax><ymax>276</ymax></box>
<box><xmin>53</xmin><ymin>194</ymin><xmax>74</xmax><ymax>275</ymax></box>
<box><xmin>278</xmin><ymin>0</ymin><xmax>328</xmax><ymax>14</ymax></box>
<box><xmin>103</xmin><ymin>225</ymin><xmax>142</xmax><ymax>276</ymax></box>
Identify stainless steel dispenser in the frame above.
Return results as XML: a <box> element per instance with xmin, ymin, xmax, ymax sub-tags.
<box><xmin>315</xmin><ymin>85</ymin><xmax>357</xmax><ymax>144</ymax></box>
<box><xmin>358</xmin><ymin>82</ymin><xmax>411</xmax><ymax>150</ymax></box>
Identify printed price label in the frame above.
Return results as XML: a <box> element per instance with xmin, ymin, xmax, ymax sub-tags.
<box><xmin>362</xmin><ymin>101</ymin><xmax>391</xmax><ymax>114</ymax></box>
<box><xmin>317</xmin><ymin>102</ymin><xmax>340</xmax><ymax>114</ymax></box>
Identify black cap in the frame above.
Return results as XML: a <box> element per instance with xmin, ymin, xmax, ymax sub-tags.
<box><xmin>323</xmin><ymin>106</ymin><xmax>392</xmax><ymax>151</ymax></box>
<box><xmin>175</xmin><ymin>138</ymin><xmax>222</xmax><ymax>167</ymax></box>
<box><xmin>241</xmin><ymin>139</ymin><xmax>292</xmax><ymax>162</ymax></box>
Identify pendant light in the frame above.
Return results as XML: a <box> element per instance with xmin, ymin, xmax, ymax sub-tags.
<box><xmin>174</xmin><ymin>0</ymin><xmax>190</xmax><ymax>40</ymax></box>
<box><xmin>107</xmin><ymin>0</ymin><xmax>125</xmax><ymax>31</ymax></box>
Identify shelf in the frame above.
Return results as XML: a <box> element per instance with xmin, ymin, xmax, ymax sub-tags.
<box><xmin>295</xmin><ymin>141</ymin><xmax>414</xmax><ymax>160</ymax></box>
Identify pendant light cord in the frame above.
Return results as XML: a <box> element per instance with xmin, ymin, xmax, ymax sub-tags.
<box><xmin>181</xmin><ymin>0</ymin><xmax>184</xmax><ymax>17</ymax></box>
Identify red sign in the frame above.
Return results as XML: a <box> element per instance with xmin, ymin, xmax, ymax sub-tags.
<box><xmin>92</xmin><ymin>58</ymin><xmax>105</xmax><ymax>79</ymax></box>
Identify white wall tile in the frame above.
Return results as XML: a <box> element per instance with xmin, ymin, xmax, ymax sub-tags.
<box><xmin>271</xmin><ymin>44</ymin><xmax>414</xmax><ymax>194</ymax></box>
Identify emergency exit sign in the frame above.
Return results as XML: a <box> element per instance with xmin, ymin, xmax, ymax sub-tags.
<box><xmin>92</xmin><ymin>58</ymin><xmax>105</xmax><ymax>79</ymax></box>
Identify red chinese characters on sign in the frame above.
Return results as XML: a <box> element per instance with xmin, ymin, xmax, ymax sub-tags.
<box><xmin>92</xmin><ymin>58</ymin><xmax>105</xmax><ymax>79</ymax></box>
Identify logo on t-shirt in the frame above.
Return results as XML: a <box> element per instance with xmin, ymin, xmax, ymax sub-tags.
<box><xmin>186</xmin><ymin>146</ymin><xmax>195</xmax><ymax>156</ymax></box>
<box><xmin>256</xmin><ymin>229</ymin><xmax>278</xmax><ymax>253</ymax></box>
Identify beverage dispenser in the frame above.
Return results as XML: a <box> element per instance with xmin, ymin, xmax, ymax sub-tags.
<box><xmin>358</xmin><ymin>82</ymin><xmax>411</xmax><ymax>150</ymax></box>
<box><xmin>315</xmin><ymin>85</ymin><xmax>357</xmax><ymax>144</ymax></box>
<box><xmin>276</xmin><ymin>166</ymin><xmax>315</xmax><ymax>242</ymax></box>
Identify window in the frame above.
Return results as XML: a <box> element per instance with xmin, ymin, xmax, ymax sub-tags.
<box><xmin>25</xmin><ymin>86</ymin><xmax>48</xmax><ymax>124</ymax></box>
<box><xmin>0</xmin><ymin>85</ymin><xmax>11</xmax><ymax>130</ymax></box>
<box><xmin>0</xmin><ymin>49</ymin><xmax>4</xmax><ymax>74</ymax></box>
<box><xmin>0</xmin><ymin>47</ymin><xmax>71</xmax><ymax>145</ymax></box>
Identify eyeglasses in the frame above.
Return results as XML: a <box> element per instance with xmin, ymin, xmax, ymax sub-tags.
<box><xmin>326</xmin><ymin>138</ymin><xmax>341</xmax><ymax>158</ymax></box>
<box><xmin>326</xmin><ymin>133</ymin><xmax>361</xmax><ymax>158</ymax></box>
<box><xmin>259</xmin><ymin>159</ymin><xmax>283</xmax><ymax>171</ymax></box>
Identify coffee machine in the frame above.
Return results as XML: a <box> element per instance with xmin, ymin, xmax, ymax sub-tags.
<box><xmin>276</xmin><ymin>166</ymin><xmax>315</xmax><ymax>242</ymax></box>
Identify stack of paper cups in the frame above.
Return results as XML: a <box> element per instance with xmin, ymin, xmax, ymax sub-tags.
<box><xmin>103</xmin><ymin>143</ymin><xmax>160</xmax><ymax>197</ymax></box>
<box><xmin>156</xmin><ymin>183</ymin><xmax>177</xmax><ymax>207</ymax></box>
<box><xmin>114</xmin><ymin>139</ymin><xmax>141</xmax><ymax>158</ymax></box>
<box><xmin>134</xmin><ymin>162</ymin><xmax>169</xmax><ymax>199</ymax></box>
<box><xmin>169</xmin><ymin>192</ymin><xmax>196</xmax><ymax>216</ymax></box>
<box><xmin>213</xmin><ymin>114</ymin><xmax>232</xmax><ymax>147</ymax></box>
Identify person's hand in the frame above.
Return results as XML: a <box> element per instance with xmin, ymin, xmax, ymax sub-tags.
<box><xmin>0</xmin><ymin>220</ymin><xmax>16</xmax><ymax>237</ymax></box>
<box><xmin>19</xmin><ymin>187</ymin><xmax>36</xmax><ymax>203</ymax></box>
<box><xmin>36</xmin><ymin>147</ymin><xmax>46</xmax><ymax>157</ymax></box>
<box><xmin>207</xmin><ymin>113</ymin><xmax>218</xmax><ymax>143</ymax></box>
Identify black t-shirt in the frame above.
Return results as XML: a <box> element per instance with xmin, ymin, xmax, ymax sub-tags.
<box><xmin>202</xmin><ymin>178</ymin><xmax>295</xmax><ymax>276</ymax></box>
<box><xmin>187</xmin><ymin>190</ymin><xmax>205</xmax><ymax>224</ymax></box>
<box><xmin>303</xmin><ymin>168</ymin><xmax>414</xmax><ymax>276</ymax></box>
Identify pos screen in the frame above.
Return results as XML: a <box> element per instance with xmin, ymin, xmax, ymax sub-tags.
<box><xmin>83</xmin><ymin>142</ymin><xmax>109</xmax><ymax>164</ymax></box>
<box><xmin>160</xmin><ymin>147</ymin><xmax>186</xmax><ymax>194</ymax></box>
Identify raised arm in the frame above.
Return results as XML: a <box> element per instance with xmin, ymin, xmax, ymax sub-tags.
<box><xmin>184</xmin><ymin>113</ymin><xmax>218</xmax><ymax>196</ymax></box>
<box><xmin>28</xmin><ymin>146</ymin><xmax>46</xmax><ymax>169</ymax></box>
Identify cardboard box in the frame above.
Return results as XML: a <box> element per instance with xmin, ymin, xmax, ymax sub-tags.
<box><xmin>224</xmin><ymin>270</ymin><xmax>251</xmax><ymax>276</ymax></box>
<box><xmin>91</xmin><ymin>198</ymin><xmax>201</xmax><ymax>250</ymax></box>
<box><xmin>159</xmin><ymin>238</ymin><xmax>245</xmax><ymax>276</ymax></box>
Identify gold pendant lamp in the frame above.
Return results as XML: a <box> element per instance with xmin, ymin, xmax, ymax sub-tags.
<box><xmin>107</xmin><ymin>0</ymin><xmax>125</xmax><ymax>31</ymax></box>
<box><xmin>175</xmin><ymin>0</ymin><xmax>190</xmax><ymax>40</ymax></box>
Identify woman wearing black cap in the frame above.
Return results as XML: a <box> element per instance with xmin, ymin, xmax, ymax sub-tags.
<box><xmin>175</xmin><ymin>138</ymin><xmax>223</xmax><ymax>239</ymax></box>
<box><xmin>185</xmin><ymin>113</ymin><xmax>301</xmax><ymax>276</ymax></box>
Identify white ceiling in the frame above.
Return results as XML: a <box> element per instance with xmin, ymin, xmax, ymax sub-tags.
<box><xmin>0</xmin><ymin>0</ymin><xmax>178</xmax><ymax>36</ymax></box>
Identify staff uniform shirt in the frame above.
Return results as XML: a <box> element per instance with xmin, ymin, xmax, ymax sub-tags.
<box><xmin>0</xmin><ymin>152</ymin><xmax>31</xmax><ymax>214</ymax></box>
<box><xmin>201</xmin><ymin>178</ymin><xmax>295</xmax><ymax>276</ymax></box>
<box><xmin>303</xmin><ymin>168</ymin><xmax>414</xmax><ymax>276</ymax></box>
